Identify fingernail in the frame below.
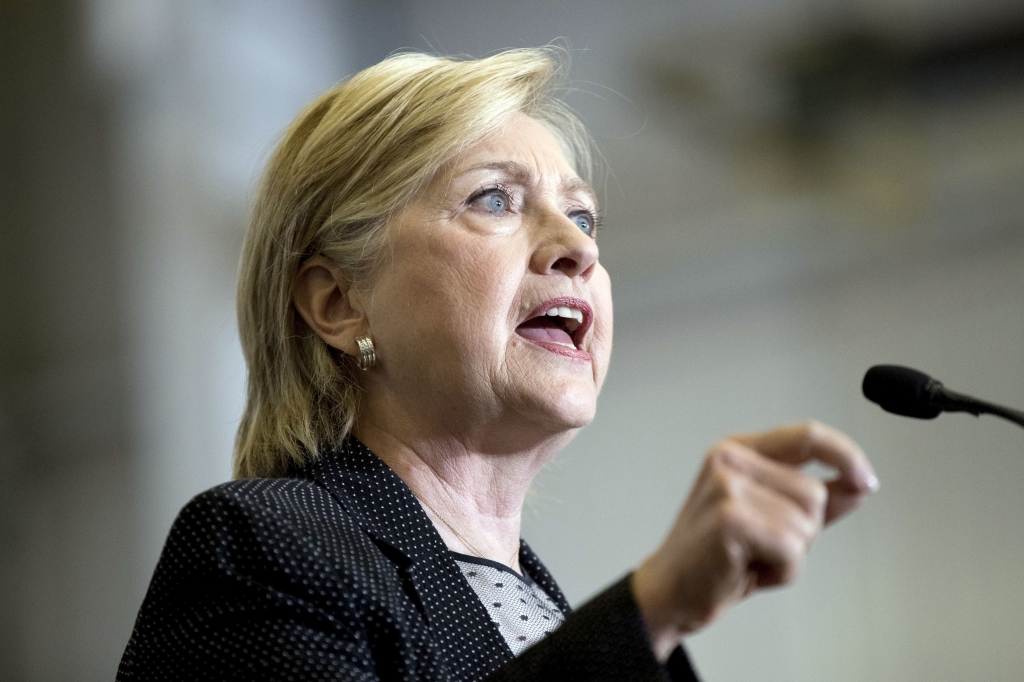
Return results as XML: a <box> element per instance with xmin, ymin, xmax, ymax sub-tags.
<box><xmin>865</xmin><ymin>472</ymin><xmax>880</xmax><ymax>492</ymax></box>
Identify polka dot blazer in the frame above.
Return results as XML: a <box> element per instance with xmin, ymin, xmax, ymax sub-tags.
<box><xmin>118</xmin><ymin>438</ymin><xmax>699</xmax><ymax>681</ymax></box>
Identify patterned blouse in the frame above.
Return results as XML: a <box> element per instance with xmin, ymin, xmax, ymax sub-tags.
<box><xmin>452</xmin><ymin>553</ymin><xmax>566</xmax><ymax>655</ymax></box>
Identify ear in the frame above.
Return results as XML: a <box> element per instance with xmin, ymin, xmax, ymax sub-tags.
<box><xmin>292</xmin><ymin>255</ymin><xmax>367</xmax><ymax>356</ymax></box>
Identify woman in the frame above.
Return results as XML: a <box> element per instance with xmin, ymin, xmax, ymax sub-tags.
<box><xmin>118</xmin><ymin>48</ymin><xmax>878</xmax><ymax>681</ymax></box>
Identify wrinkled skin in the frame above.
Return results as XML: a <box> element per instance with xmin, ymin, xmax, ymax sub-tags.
<box><xmin>291</xmin><ymin>114</ymin><xmax>878</xmax><ymax>660</ymax></box>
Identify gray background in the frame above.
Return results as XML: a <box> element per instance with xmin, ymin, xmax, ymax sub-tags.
<box><xmin>2</xmin><ymin>0</ymin><xmax>1023</xmax><ymax>679</ymax></box>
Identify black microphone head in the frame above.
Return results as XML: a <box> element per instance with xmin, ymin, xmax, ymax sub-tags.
<box><xmin>862</xmin><ymin>365</ymin><xmax>942</xmax><ymax>419</ymax></box>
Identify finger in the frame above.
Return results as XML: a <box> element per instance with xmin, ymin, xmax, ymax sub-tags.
<box><xmin>725</xmin><ymin>486</ymin><xmax>814</xmax><ymax>589</ymax></box>
<box><xmin>713</xmin><ymin>440</ymin><xmax>827</xmax><ymax>524</ymax></box>
<box><xmin>742</xmin><ymin>475</ymin><xmax>821</xmax><ymax>545</ymax></box>
<box><xmin>732</xmin><ymin>421</ymin><xmax>879</xmax><ymax>497</ymax></box>
<box><xmin>823</xmin><ymin>478</ymin><xmax>865</xmax><ymax>525</ymax></box>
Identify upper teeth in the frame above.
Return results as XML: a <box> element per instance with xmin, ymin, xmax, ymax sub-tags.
<box><xmin>545</xmin><ymin>306</ymin><xmax>584</xmax><ymax>329</ymax></box>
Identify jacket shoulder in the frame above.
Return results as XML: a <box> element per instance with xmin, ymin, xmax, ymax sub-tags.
<box><xmin>120</xmin><ymin>479</ymin><xmax>391</xmax><ymax>680</ymax></box>
<box><xmin>180</xmin><ymin>476</ymin><xmax>351</xmax><ymax>532</ymax></box>
<box><xmin>159</xmin><ymin>476</ymin><xmax>389</xmax><ymax>591</ymax></box>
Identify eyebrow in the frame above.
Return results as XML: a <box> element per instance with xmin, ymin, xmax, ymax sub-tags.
<box><xmin>457</xmin><ymin>160</ymin><xmax>597</xmax><ymax>206</ymax></box>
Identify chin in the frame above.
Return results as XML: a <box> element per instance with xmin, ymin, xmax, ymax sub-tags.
<box><xmin>532</xmin><ymin>384</ymin><xmax>598</xmax><ymax>432</ymax></box>
<box><xmin>500</xmin><ymin>343</ymin><xmax>605</xmax><ymax>433</ymax></box>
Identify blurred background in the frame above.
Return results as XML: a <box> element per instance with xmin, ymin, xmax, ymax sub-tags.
<box><xmin>1</xmin><ymin>0</ymin><xmax>1023</xmax><ymax>679</ymax></box>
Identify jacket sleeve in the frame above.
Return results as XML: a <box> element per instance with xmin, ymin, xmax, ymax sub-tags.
<box><xmin>485</xmin><ymin>576</ymin><xmax>699</xmax><ymax>682</ymax></box>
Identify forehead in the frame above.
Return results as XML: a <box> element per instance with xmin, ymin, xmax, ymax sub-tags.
<box><xmin>434</xmin><ymin>114</ymin><xmax>593</xmax><ymax>200</ymax></box>
<box><xmin>463</xmin><ymin>114</ymin><xmax>573</xmax><ymax>169</ymax></box>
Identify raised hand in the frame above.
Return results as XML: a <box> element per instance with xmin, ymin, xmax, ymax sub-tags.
<box><xmin>631</xmin><ymin>421</ymin><xmax>878</xmax><ymax>661</ymax></box>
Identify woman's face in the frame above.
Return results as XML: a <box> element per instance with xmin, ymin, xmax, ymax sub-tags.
<box><xmin>358</xmin><ymin>114</ymin><xmax>613</xmax><ymax>451</ymax></box>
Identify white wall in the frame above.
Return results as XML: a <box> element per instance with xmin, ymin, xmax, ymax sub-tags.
<box><xmin>396</xmin><ymin>3</ymin><xmax>1024</xmax><ymax>676</ymax></box>
<box><xmin>5</xmin><ymin>1</ymin><xmax>1022</xmax><ymax>679</ymax></box>
<box><xmin>1</xmin><ymin>2</ymin><xmax>363</xmax><ymax>680</ymax></box>
<box><xmin>89</xmin><ymin>0</ymin><xmax>358</xmax><ymax>585</ymax></box>
<box><xmin>523</xmin><ymin>240</ymin><xmax>1024</xmax><ymax>681</ymax></box>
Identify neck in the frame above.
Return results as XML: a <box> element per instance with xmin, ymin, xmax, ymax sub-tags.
<box><xmin>354</xmin><ymin>417</ymin><xmax>574</xmax><ymax>573</ymax></box>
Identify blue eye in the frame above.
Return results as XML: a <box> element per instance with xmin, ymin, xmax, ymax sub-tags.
<box><xmin>485</xmin><ymin>192</ymin><xmax>507</xmax><ymax>213</ymax></box>
<box><xmin>470</xmin><ymin>187</ymin><xmax>514</xmax><ymax>216</ymax></box>
<box><xmin>572</xmin><ymin>212</ymin><xmax>594</xmax><ymax>236</ymax></box>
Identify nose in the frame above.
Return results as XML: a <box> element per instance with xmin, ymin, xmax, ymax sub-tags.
<box><xmin>529</xmin><ymin>210</ymin><xmax>599</xmax><ymax>281</ymax></box>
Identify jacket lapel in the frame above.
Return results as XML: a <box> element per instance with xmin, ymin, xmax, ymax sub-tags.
<box><xmin>306</xmin><ymin>438</ymin><xmax>514</xmax><ymax>675</ymax></box>
<box><xmin>519</xmin><ymin>540</ymin><xmax>572</xmax><ymax>614</ymax></box>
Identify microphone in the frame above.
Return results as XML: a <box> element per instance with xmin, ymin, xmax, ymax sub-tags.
<box><xmin>862</xmin><ymin>365</ymin><xmax>1024</xmax><ymax>429</ymax></box>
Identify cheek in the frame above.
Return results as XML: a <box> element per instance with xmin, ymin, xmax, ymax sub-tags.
<box><xmin>377</xmin><ymin>235</ymin><xmax>522</xmax><ymax>362</ymax></box>
<box><xmin>435</xmin><ymin>247</ymin><xmax>520</xmax><ymax>344</ymax></box>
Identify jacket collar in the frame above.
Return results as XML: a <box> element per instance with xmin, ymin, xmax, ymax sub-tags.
<box><xmin>307</xmin><ymin>436</ymin><xmax>448</xmax><ymax>562</ymax></box>
<box><xmin>303</xmin><ymin>437</ymin><xmax>571</xmax><ymax>668</ymax></box>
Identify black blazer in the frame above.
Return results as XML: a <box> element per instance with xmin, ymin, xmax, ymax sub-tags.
<box><xmin>118</xmin><ymin>438</ymin><xmax>699</xmax><ymax>681</ymax></box>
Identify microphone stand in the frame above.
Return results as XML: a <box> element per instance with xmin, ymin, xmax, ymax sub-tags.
<box><xmin>931</xmin><ymin>385</ymin><xmax>1024</xmax><ymax>429</ymax></box>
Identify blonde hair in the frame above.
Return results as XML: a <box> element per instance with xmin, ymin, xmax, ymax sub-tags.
<box><xmin>234</xmin><ymin>47</ymin><xmax>593</xmax><ymax>478</ymax></box>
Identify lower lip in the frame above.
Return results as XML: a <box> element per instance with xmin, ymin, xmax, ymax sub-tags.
<box><xmin>518</xmin><ymin>336</ymin><xmax>592</xmax><ymax>361</ymax></box>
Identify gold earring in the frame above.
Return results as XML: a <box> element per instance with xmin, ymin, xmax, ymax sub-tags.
<box><xmin>355</xmin><ymin>336</ymin><xmax>376</xmax><ymax>371</ymax></box>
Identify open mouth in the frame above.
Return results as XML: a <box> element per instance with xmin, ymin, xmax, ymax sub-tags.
<box><xmin>515</xmin><ymin>297</ymin><xmax>593</xmax><ymax>352</ymax></box>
